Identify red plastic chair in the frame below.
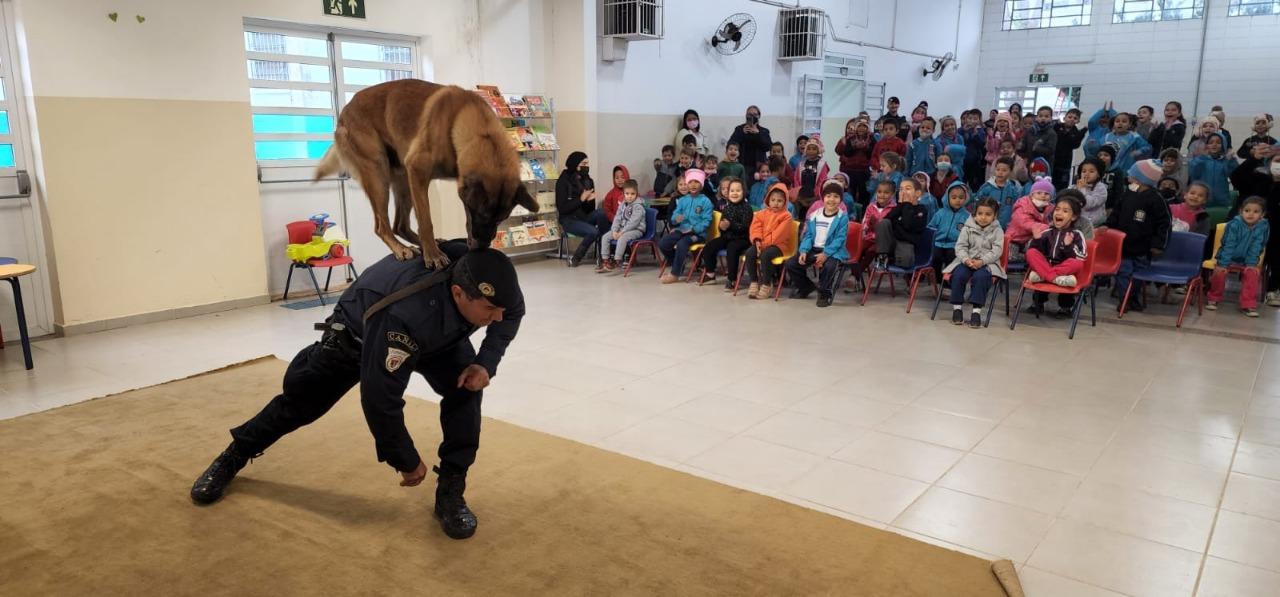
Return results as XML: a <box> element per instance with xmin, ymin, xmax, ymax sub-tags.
<box><xmin>1009</xmin><ymin>239</ymin><xmax>1100</xmax><ymax>339</ymax></box>
<box><xmin>929</xmin><ymin>235</ymin><xmax>1007</xmax><ymax>328</ymax></box>
<box><xmin>284</xmin><ymin>221</ymin><xmax>358</xmax><ymax>306</ymax></box>
<box><xmin>1091</xmin><ymin>229</ymin><xmax>1126</xmax><ymax>282</ymax></box>
<box><xmin>775</xmin><ymin>220</ymin><xmax>862</xmax><ymax>303</ymax></box>
<box><xmin>862</xmin><ymin>227</ymin><xmax>939</xmax><ymax>313</ymax></box>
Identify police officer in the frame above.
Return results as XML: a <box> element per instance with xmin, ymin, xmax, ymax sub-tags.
<box><xmin>189</xmin><ymin>240</ymin><xmax>523</xmax><ymax>540</ymax></box>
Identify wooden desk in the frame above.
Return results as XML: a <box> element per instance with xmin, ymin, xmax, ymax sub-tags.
<box><xmin>0</xmin><ymin>263</ymin><xmax>35</xmax><ymax>370</ymax></box>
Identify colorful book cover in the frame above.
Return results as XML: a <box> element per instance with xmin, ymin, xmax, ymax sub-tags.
<box><xmin>491</xmin><ymin>230</ymin><xmax>510</xmax><ymax>248</ymax></box>
<box><xmin>504</xmin><ymin>95</ymin><xmax>528</xmax><ymax>118</ymax></box>
<box><xmin>504</xmin><ymin>129</ymin><xmax>524</xmax><ymax>152</ymax></box>
<box><xmin>522</xmin><ymin>95</ymin><xmax>549</xmax><ymax>117</ymax></box>
<box><xmin>509</xmin><ymin>203</ymin><xmax>532</xmax><ymax>217</ymax></box>
<box><xmin>516</xmin><ymin>127</ymin><xmax>539</xmax><ymax>150</ymax></box>
<box><xmin>509</xmin><ymin>225</ymin><xmax>530</xmax><ymax>246</ymax></box>
<box><xmin>519</xmin><ymin>160</ymin><xmax>535</xmax><ymax>181</ymax></box>
<box><xmin>540</xmin><ymin>159</ymin><xmax>559</xmax><ymax>180</ymax></box>
<box><xmin>545</xmin><ymin>219</ymin><xmax>561</xmax><ymax>240</ymax></box>
<box><xmin>525</xmin><ymin>220</ymin><xmax>549</xmax><ymax>242</ymax></box>
<box><xmin>532</xmin><ymin>126</ymin><xmax>559</xmax><ymax>150</ymax></box>
<box><xmin>528</xmin><ymin>159</ymin><xmax>546</xmax><ymax>181</ymax></box>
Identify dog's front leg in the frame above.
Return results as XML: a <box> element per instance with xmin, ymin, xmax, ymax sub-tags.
<box><xmin>405</xmin><ymin>173</ymin><xmax>450</xmax><ymax>269</ymax></box>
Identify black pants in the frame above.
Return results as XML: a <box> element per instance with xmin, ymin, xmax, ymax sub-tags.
<box><xmin>1268</xmin><ymin>213</ymin><xmax>1280</xmax><ymax>293</ymax></box>
<box><xmin>1051</xmin><ymin>161</ymin><xmax>1072</xmax><ymax>191</ymax></box>
<box><xmin>847</xmin><ymin>170</ymin><xmax>871</xmax><ymax>207</ymax></box>
<box><xmin>784</xmin><ymin>249</ymin><xmax>842</xmax><ymax>297</ymax></box>
<box><xmin>932</xmin><ymin>247</ymin><xmax>956</xmax><ymax>279</ymax></box>
<box><xmin>744</xmin><ymin>245</ymin><xmax>784</xmax><ymax>285</ymax></box>
<box><xmin>701</xmin><ymin>236</ymin><xmax>751</xmax><ymax>280</ymax></box>
<box><xmin>230</xmin><ymin>330</ymin><xmax>483</xmax><ymax>476</ymax></box>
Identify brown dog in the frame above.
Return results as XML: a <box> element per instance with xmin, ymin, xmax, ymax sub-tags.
<box><xmin>315</xmin><ymin>79</ymin><xmax>538</xmax><ymax>268</ymax></box>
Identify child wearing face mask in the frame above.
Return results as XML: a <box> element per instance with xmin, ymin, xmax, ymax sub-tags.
<box><xmin>1170</xmin><ymin>181</ymin><xmax>1212</xmax><ymax>235</ymax></box>
<box><xmin>1157</xmin><ymin>177</ymin><xmax>1182</xmax><ymax>204</ymax></box>
<box><xmin>1207</xmin><ymin>197</ymin><xmax>1270</xmax><ymax>317</ymax></box>
<box><xmin>1007</xmin><ymin>178</ymin><xmax>1056</xmax><ymax>248</ymax></box>
<box><xmin>836</xmin><ymin>119</ymin><xmax>876</xmax><ymax>207</ymax></box>
<box><xmin>675</xmin><ymin>110</ymin><xmax>707</xmax><ymax>156</ymax></box>
<box><xmin>1074</xmin><ymin>158</ymin><xmax>1109</xmax><ymax>226</ymax></box>
<box><xmin>1027</xmin><ymin>193</ymin><xmax>1089</xmax><ymax>317</ymax></box>
<box><xmin>1230</xmin><ymin>143</ymin><xmax>1280</xmax><ymax>305</ymax></box>
<box><xmin>906</xmin><ymin>117</ymin><xmax>939</xmax><ymax>175</ymax></box>
<box><xmin>930</xmin><ymin>154</ymin><xmax>960</xmax><ymax>200</ymax></box>
<box><xmin>1101</xmin><ymin>160</ymin><xmax>1173</xmax><ymax>311</ymax></box>
<box><xmin>1238</xmin><ymin>114</ymin><xmax>1277</xmax><ymax>160</ymax></box>
<box><xmin>1189</xmin><ymin>132</ymin><xmax>1239</xmax><ymax>209</ymax></box>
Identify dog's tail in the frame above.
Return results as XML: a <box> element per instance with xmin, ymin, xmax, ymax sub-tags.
<box><xmin>314</xmin><ymin>144</ymin><xmax>342</xmax><ymax>182</ymax></box>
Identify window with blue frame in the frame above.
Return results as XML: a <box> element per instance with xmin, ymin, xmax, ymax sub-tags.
<box><xmin>245</xmin><ymin>26</ymin><xmax>417</xmax><ymax>164</ymax></box>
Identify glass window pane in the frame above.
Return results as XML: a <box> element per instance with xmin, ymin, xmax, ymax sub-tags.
<box><xmin>0</xmin><ymin>111</ymin><xmax>9</xmax><ymax>135</ymax></box>
<box><xmin>247</xmin><ymin>60</ymin><xmax>331</xmax><ymax>83</ymax></box>
<box><xmin>254</xmin><ymin>140</ymin><xmax>333</xmax><ymax>161</ymax></box>
<box><xmin>340</xmin><ymin>41</ymin><xmax>412</xmax><ymax>64</ymax></box>
<box><xmin>244</xmin><ymin>31</ymin><xmax>327</xmax><ymax>57</ymax></box>
<box><xmin>0</xmin><ymin>144</ymin><xmax>14</xmax><ymax>168</ymax></box>
<box><xmin>251</xmin><ymin>114</ymin><xmax>334</xmax><ymax>134</ymax></box>
<box><xmin>341</xmin><ymin>67</ymin><xmax>413</xmax><ymax>86</ymax></box>
<box><xmin>0</xmin><ymin>78</ymin><xmax>6</xmax><ymax>101</ymax></box>
<box><xmin>249</xmin><ymin>87</ymin><xmax>333</xmax><ymax>109</ymax></box>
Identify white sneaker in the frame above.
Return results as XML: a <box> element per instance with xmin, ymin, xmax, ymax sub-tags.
<box><xmin>1206</xmin><ymin>301</ymin><xmax>1219</xmax><ymax>311</ymax></box>
<box><xmin>1245</xmin><ymin>308</ymin><xmax>1260</xmax><ymax>318</ymax></box>
<box><xmin>1268</xmin><ymin>291</ymin><xmax>1280</xmax><ymax>307</ymax></box>
<box><xmin>1028</xmin><ymin>271</ymin><xmax>1043</xmax><ymax>283</ymax></box>
<box><xmin>1053</xmin><ymin>275</ymin><xmax>1077</xmax><ymax>287</ymax></box>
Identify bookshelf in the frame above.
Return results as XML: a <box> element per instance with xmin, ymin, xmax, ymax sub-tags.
<box><xmin>473</xmin><ymin>85</ymin><xmax>563</xmax><ymax>257</ymax></box>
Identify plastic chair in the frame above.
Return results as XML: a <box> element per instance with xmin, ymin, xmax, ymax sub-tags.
<box><xmin>1202</xmin><ymin>222</ymin><xmax>1266</xmax><ymax>305</ymax></box>
<box><xmin>830</xmin><ymin>222</ymin><xmax>865</xmax><ymax>299</ymax></box>
<box><xmin>1009</xmin><ymin>239</ymin><xmax>1100</xmax><ymax>339</ymax></box>
<box><xmin>862</xmin><ymin>227</ymin><xmax>939</xmax><ymax>312</ymax></box>
<box><xmin>621</xmin><ymin>208</ymin><xmax>661</xmax><ymax>277</ymax></box>
<box><xmin>682</xmin><ymin>211</ymin><xmax>722</xmax><ymax>281</ymax></box>
<box><xmin>733</xmin><ymin>221</ymin><xmax>800</xmax><ymax>297</ymax></box>
<box><xmin>283</xmin><ymin>221</ymin><xmax>358</xmax><ymax>306</ymax></box>
<box><xmin>1118</xmin><ymin>231</ymin><xmax>1209</xmax><ymax>327</ymax></box>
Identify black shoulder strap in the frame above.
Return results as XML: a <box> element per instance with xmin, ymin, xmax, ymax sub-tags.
<box><xmin>362</xmin><ymin>267</ymin><xmax>453</xmax><ymax>324</ymax></box>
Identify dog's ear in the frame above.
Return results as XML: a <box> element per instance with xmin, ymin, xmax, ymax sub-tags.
<box><xmin>513</xmin><ymin>183</ymin><xmax>539</xmax><ymax>213</ymax></box>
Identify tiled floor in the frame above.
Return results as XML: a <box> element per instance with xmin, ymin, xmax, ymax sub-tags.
<box><xmin>5</xmin><ymin>258</ymin><xmax>1280</xmax><ymax>596</ymax></box>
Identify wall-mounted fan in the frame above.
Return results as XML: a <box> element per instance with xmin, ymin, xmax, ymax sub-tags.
<box><xmin>922</xmin><ymin>52</ymin><xmax>955</xmax><ymax>80</ymax></box>
<box><xmin>711</xmin><ymin>13</ymin><xmax>757</xmax><ymax>55</ymax></box>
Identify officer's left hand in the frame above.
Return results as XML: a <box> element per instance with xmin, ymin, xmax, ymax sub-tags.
<box><xmin>457</xmin><ymin>365</ymin><xmax>491</xmax><ymax>392</ymax></box>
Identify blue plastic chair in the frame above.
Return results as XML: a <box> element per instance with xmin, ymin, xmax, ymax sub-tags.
<box><xmin>621</xmin><ymin>208</ymin><xmax>661</xmax><ymax>277</ymax></box>
<box><xmin>0</xmin><ymin>257</ymin><xmax>16</xmax><ymax>266</ymax></box>
<box><xmin>1118</xmin><ymin>231</ymin><xmax>1208</xmax><ymax>327</ymax></box>
<box><xmin>862</xmin><ymin>227</ymin><xmax>939</xmax><ymax>312</ymax></box>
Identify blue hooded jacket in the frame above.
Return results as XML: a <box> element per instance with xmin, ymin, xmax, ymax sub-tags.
<box><xmin>748</xmin><ymin>175</ymin><xmax>779</xmax><ymax>210</ymax></box>
<box><xmin>906</xmin><ymin>136</ymin><xmax>938</xmax><ymax>176</ymax></box>
<box><xmin>1084</xmin><ymin>106</ymin><xmax>1117</xmax><ymax>158</ymax></box>
<box><xmin>1216</xmin><ymin>214</ymin><xmax>1270</xmax><ymax>267</ymax></box>
<box><xmin>1189</xmin><ymin>132</ymin><xmax>1240</xmax><ymax>208</ymax></box>
<box><xmin>943</xmin><ymin>144</ymin><xmax>967</xmax><ymax>181</ymax></box>
<box><xmin>671</xmin><ymin>192</ymin><xmax>714</xmax><ymax>235</ymax></box>
<box><xmin>974</xmin><ymin>177</ymin><xmax>1023</xmax><ymax>228</ymax></box>
<box><xmin>867</xmin><ymin>170</ymin><xmax>904</xmax><ymax>194</ymax></box>
<box><xmin>1105</xmin><ymin>130</ymin><xmax>1152</xmax><ymax>175</ymax></box>
<box><xmin>797</xmin><ymin>208</ymin><xmax>851</xmax><ymax>261</ymax></box>
<box><xmin>929</xmin><ymin>181</ymin><xmax>971</xmax><ymax>249</ymax></box>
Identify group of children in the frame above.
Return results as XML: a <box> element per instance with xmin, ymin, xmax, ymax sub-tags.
<box><xmin>581</xmin><ymin>100</ymin><xmax>1280</xmax><ymax>320</ymax></box>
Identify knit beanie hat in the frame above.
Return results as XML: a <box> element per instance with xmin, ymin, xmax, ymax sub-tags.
<box><xmin>1128</xmin><ymin>159</ymin><xmax>1163</xmax><ymax>187</ymax></box>
<box><xmin>1030</xmin><ymin>178</ymin><xmax>1055</xmax><ymax>196</ymax></box>
<box><xmin>683</xmin><ymin>168</ymin><xmax>706</xmax><ymax>186</ymax></box>
<box><xmin>1097</xmin><ymin>144</ymin><xmax>1118</xmax><ymax>161</ymax></box>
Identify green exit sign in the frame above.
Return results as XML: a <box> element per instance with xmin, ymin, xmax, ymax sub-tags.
<box><xmin>324</xmin><ymin>0</ymin><xmax>365</xmax><ymax>19</ymax></box>
<box><xmin>1029</xmin><ymin>73</ymin><xmax>1049</xmax><ymax>83</ymax></box>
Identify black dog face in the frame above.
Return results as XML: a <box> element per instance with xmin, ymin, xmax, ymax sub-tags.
<box><xmin>461</xmin><ymin>176</ymin><xmax>540</xmax><ymax>248</ymax></box>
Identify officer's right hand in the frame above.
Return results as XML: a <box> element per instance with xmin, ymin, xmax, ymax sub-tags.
<box><xmin>400</xmin><ymin>460</ymin><xmax>427</xmax><ymax>487</ymax></box>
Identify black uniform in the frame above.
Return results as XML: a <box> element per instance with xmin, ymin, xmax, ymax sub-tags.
<box><xmin>229</xmin><ymin>241</ymin><xmax>524</xmax><ymax>476</ymax></box>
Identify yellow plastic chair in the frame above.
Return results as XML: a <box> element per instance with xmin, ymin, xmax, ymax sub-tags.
<box><xmin>1202</xmin><ymin>222</ymin><xmax>1267</xmax><ymax>304</ymax></box>
<box><xmin>682</xmin><ymin>211</ymin><xmax>721</xmax><ymax>281</ymax></box>
<box><xmin>732</xmin><ymin>220</ymin><xmax>799</xmax><ymax>297</ymax></box>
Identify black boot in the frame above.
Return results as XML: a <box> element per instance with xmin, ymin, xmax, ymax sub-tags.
<box><xmin>190</xmin><ymin>442</ymin><xmax>251</xmax><ymax>505</ymax></box>
<box><xmin>433</xmin><ymin>466</ymin><xmax>477</xmax><ymax>540</ymax></box>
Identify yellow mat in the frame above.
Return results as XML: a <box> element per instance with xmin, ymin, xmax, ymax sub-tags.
<box><xmin>0</xmin><ymin>358</ymin><xmax>1011</xmax><ymax>596</ymax></box>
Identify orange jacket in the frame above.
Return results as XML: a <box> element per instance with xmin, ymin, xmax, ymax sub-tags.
<box><xmin>750</xmin><ymin>183</ymin><xmax>796</xmax><ymax>254</ymax></box>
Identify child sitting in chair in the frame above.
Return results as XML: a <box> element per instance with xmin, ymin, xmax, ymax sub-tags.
<box><xmin>597</xmin><ymin>180</ymin><xmax>646</xmax><ymax>274</ymax></box>
<box><xmin>873</xmin><ymin>178</ymin><xmax>930</xmax><ymax>270</ymax></box>
<box><xmin>785</xmin><ymin>182</ymin><xmax>851</xmax><ymax>308</ymax></box>
<box><xmin>1207</xmin><ymin>196</ymin><xmax>1270</xmax><ymax>317</ymax></box>
<box><xmin>942</xmin><ymin>197</ymin><xmax>1005</xmax><ymax>327</ymax></box>
<box><xmin>1026</xmin><ymin>193</ymin><xmax>1088</xmax><ymax>317</ymax></box>
<box><xmin>744</xmin><ymin>183</ymin><xmax>796</xmax><ymax>299</ymax></box>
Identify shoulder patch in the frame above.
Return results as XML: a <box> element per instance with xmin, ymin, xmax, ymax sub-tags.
<box><xmin>386</xmin><ymin>331</ymin><xmax>419</xmax><ymax>352</ymax></box>
<box><xmin>385</xmin><ymin>347</ymin><xmax>410</xmax><ymax>373</ymax></box>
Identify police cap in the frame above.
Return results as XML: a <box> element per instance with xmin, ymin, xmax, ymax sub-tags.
<box><xmin>451</xmin><ymin>248</ymin><xmax>521</xmax><ymax>309</ymax></box>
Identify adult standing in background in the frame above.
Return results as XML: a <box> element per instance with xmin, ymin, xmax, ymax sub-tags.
<box><xmin>1147</xmin><ymin>101</ymin><xmax>1187</xmax><ymax>156</ymax></box>
<box><xmin>729</xmin><ymin>105</ymin><xmax>773</xmax><ymax>176</ymax></box>
<box><xmin>556</xmin><ymin>151</ymin><xmax>607</xmax><ymax>267</ymax></box>
<box><xmin>674</xmin><ymin>109</ymin><xmax>708</xmax><ymax>156</ymax></box>
<box><xmin>877</xmin><ymin>96</ymin><xmax>908</xmax><ymax>141</ymax></box>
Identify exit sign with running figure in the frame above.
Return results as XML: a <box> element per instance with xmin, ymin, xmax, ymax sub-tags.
<box><xmin>324</xmin><ymin>0</ymin><xmax>365</xmax><ymax>19</ymax></box>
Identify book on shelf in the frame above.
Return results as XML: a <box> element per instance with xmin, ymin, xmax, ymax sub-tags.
<box><xmin>491</xmin><ymin>230</ymin><xmax>510</xmax><ymax>248</ymax></box>
<box><xmin>474</xmin><ymin>85</ymin><xmax>511</xmax><ymax>117</ymax></box>
<box><xmin>509</xmin><ymin>204</ymin><xmax>532</xmax><ymax>217</ymax></box>
<box><xmin>517</xmin><ymin>126</ymin><xmax>539</xmax><ymax>150</ymax></box>
<box><xmin>504</xmin><ymin>95</ymin><xmax>528</xmax><ymax>118</ymax></box>
<box><xmin>532</xmin><ymin>126</ymin><xmax>559</xmax><ymax>150</ymax></box>
<box><xmin>540</xmin><ymin>159</ymin><xmax>559</xmax><ymax>180</ymax></box>
<box><xmin>504</xmin><ymin>128</ymin><xmax>525</xmax><ymax>152</ymax></box>
<box><xmin>545</xmin><ymin>219</ymin><xmax>561</xmax><ymax>240</ymax></box>
<box><xmin>519</xmin><ymin>160</ymin><xmax>535</xmax><ymax>181</ymax></box>
<box><xmin>525</xmin><ymin>220</ymin><xmax>549</xmax><ymax>242</ymax></box>
<box><xmin>527</xmin><ymin>158</ymin><xmax>546</xmax><ymax>181</ymax></box>
<box><xmin>536</xmin><ymin>191</ymin><xmax>556</xmax><ymax>213</ymax></box>
<box><xmin>509</xmin><ymin>224</ymin><xmax>531</xmax><ymax>246</ymax></box>
<box><xmin>522</xmin><ymin>95</ymin><xmax>550</xmax><ymax>117</ymax></box>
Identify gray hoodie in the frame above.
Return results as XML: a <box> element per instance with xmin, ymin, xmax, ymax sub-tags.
<box><xmin>944</xmin><ymin>216</ymin><xmax>1006</xmax><ymax>278</ymax></box>
<box><xmin>611</xmin><ymin>200</ymin><xmax>647</xmax><ymax>235</ymax></box>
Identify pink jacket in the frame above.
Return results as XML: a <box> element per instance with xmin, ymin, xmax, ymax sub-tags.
<box><xmin>862</xmin><ymin>200</ymin><xmax>898</xmax><ymax>245</ymax></box>
<box><xmin>1006</xmin><ymin>195</ymin><xmax>1051</xmax><ymax>245</ymax></box>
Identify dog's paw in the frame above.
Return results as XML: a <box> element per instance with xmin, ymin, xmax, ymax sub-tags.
<box><xmin>422</xmin><ymin>249</ymin><xmax>451</xmax><ymax>270</ymax></box>
<box><xmin>391</xmin><ymin>244</ymin><xmax>417</xmax><ymax>261</ymax></box>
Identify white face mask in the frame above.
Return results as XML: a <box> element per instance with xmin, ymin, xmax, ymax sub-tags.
<box><xmin>687</xmin><ymin>119</ymin><xmax>699</xmax><ymax>129</ymax></box>
<box><xmin>1128</xmin><ymin>183</ymin><xmax>1141</xmax><ymax>192</ymax></box>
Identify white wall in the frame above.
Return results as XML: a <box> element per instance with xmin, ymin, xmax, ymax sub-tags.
<box><xmin>975</xmin><ymin>0</ymin><xmax>1280</xmax><ymax>126</ymax></box>
<box><xmin>593</xmin><ymin>0</ymin><xmax>983</xmax><ymax>191</ymax></box>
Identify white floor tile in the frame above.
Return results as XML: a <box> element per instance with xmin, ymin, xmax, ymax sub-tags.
<box><xmin>892</xmin><ymin>487</ymin><xmax>1055</xmax><ymax>562</ymax></box>
<box><xmin>1016</xmin><ymin>566</ymin><xmax>1129</xmax><ymax>597</ymax></box>
<box><xmin>664</xmin><ymin>393</ymin><xmax>779</xmax><ymax>434</ymax></box>
<box><xmin>911</xmin><ymin>385</ymin><xmax>1022</xmax><ymax>422</ymax></box>
<box><xmin>1233</xmin><ymin>441</ymin><xmax>1280</xmax><ymax>481</ymax></box>
<box><xmin>831</xmin><ymin>431</ymin><xmax>964</xmax><ymax>483</ymax></box>
<box><xmin>875</xmin><ymin>405</ymin><xmax>997</xmax><ymax>450</ymax></box>
<box><xmin>1027</xmin><ymin>519</ymin><xmax>1202</xmax><ymax>597</ymax></box>
<box><xmin>1086</xmin><ymin>447</ymin><xmax>1228</xmax><ymax>506</ymax></box>
<box><xmin>937</xmin><ymin>453</ymin><xmax>1081</xmax><ymax>515</ymax></box>
<box><xmin>1242</xmin><ymin>415</ymin><xmax>1280</xmax><ymax>448</ymax></box>
<box><xmin>1222</xmin><ymin>472</ymin><xmax>1280</xmax><ymax>522</ymax></box>
<box><xmin>1197</xmin><ymin>557</ymin><xmax>1280</xmax><ymax>597</ymax></box>
<box><xmin>787</xmin><ymin>392</ymin><xmax>903</xmax><ymax>427</ymax></box>
<box><xmin>599</xmin><ymin>415</ymin><xmax>733</xmax><ymax>466</ymax></box>
<box><xmin>1209</xmin><ymin>510</ymin><xmax>1280</xmax><ymax>573</ymax></box>
<box><xmin>529</xmin><ymin>399</ymin><xmax>653</xmax><ymax>443</ymax></box>
<box><xmin>684</xmin><ymin>436</ymin><xmax>823</xmax><ymax>492</ymax></box>
<box><xmin>1109</xmin><ymin>419</ymin><xmax>1238</xmax><ymax>471</ymax></box>
<box><xmin>974</xmin><ymin>425</ymin><xmax>1107</xmax><ymax>476</ymax></box>
<box><xmin>1059</xmin><ymin>480</ymin><xmax>1216</xmax><ymax>552</ymax></box>
<box><xmin>716</xmin><ymin>373</ymin><xmax>823</xmax><ymax>409</ymax></box>
<box><xmin>788</xmin><ymin>459</ymin><xmax>929</xmax><ymax>524</ymax></box>
<box><xmin>741</xmin><ymin>411</ymin><xmax>864</xmax><ymax>456</ymax></box>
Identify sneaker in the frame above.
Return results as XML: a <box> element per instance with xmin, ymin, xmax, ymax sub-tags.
<box><xmin>603</xmin><ymin>260</ymin><xmax>618</xmax><ymax>273</ymax></box>
<box><xmin>1268</xmin><ymin>291</ymin><xmax>1280</xmax><ymax>307</ymax></box>
<box><xmin>1206</xmin><ymin>301</ymin><xmax>1219</xmax><ymax>311</ymax></box>
<box><xmin>951</xmin><ymin>309</ymin><xmax>964</xmax><ymax>325</ymax></box>
<box><xmin>700</xmin><ymin>273</ymin><xmax>717</xmax><ymax>285</ymax></box>
<box><xmin>969</xmin><ymin>312</ymin><xmax>983</xmax><ymax>328</ymax></box>
<box><xmin>1053</xmin><ymin>275</ymin><xmax>1077</xmax><ymax>287</ymax></box>
<box><xmin>433</xmin><ymin>466</ymin><xmax>477</xmax><ymax>540</ymax></box>
<box><xmin>1054</xmin><ymin>307</ymin><xmax>1073</xmax><ymax>319</ymax></box>
<box><xmin>790</xmin><ymin>287</ymin><xmax>814</xmax><ymax>300</ymax></box>
<box><xmin>873</xmin><ymin>255</ymin><xmax>888</xmax><ymax>270</ymax></box>
<box><xmin>756</xmin><ymin>284</ymin><xmax>773</xmax><ymax>299</ymax></box>
<box><xmin>723</xmin><ymin>280</ymin><xmax>735</xmax><ymax>292</ymax></box>
<box><xmin>1027</xmin><ymin>271</ymin><xmax>1043</xmax><ymax>283</ymax></box>
<box><xmin>1174</xmin><ymin>286</ymin><xmax>1186</xmax><ymax>295</ymax></box>
<box><xmin>190</xmin><ymin>442</ymin><xmax>250</xmax><ymax>505</ymax></box>
<box><xmin>568</xmin><ymin>256</ymin><xmax>582</xmax><ymax>268</ymax></box>
<box><xmin>660</xmin><ymin>273</ymin><xmax>679</xmax><ymax>284</ymax></box>
<box><xmin>747</xmin><ymin>282</ymin><xmax>760</xmax><ymax>297</ymax></box>
<box><xmin>816</xmin><ymin>294</ymin><xmax>832</xmax><ymax>308</ymax></box>
<box><xmin>1245</xmin><ymin>308</ymin><xmax>1261</xmax><ymax>318</ymax></box>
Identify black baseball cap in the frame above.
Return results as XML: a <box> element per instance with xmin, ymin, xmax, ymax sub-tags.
<box><xmin>452</xmin><ymin>249</ymin><xmax>522</xmax><ymax>309</ymax></box>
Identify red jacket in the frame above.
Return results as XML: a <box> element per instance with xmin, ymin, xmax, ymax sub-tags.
<box><xmin>602</xmin><ymin>164</ymin><xmax>631</xmax><ymax>222</ymax></box>
<box><xmin>929</xmin><ymin>172</ymin><xmax>958</xmax><ymax>201</ymax></box>
<box><xmin>871</xmin><ymin>136</ymin><xmax>907</xmax><ymax>172</ymax></box>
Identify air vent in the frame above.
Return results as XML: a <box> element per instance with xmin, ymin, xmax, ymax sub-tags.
<box><xmin>602</xmin><ymin>0</ymin><xmax>663</xmax><ymax>40</ymax></box>
<box><xmin>777</xmin><ymin>7</ymin><xmax>824</xmax><ymax>61</ymax></box>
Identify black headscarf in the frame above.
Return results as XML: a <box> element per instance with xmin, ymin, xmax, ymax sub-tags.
<box><xmin>564</xmin><ymin>151</ymin><xmax>587</xmax><ymax>173</ymax></box>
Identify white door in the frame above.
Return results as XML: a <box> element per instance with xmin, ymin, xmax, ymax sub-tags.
<box><xmin>0</xmin><ymin>1</ymin><xmax>53</xmax><ymax>338</ymax></box>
